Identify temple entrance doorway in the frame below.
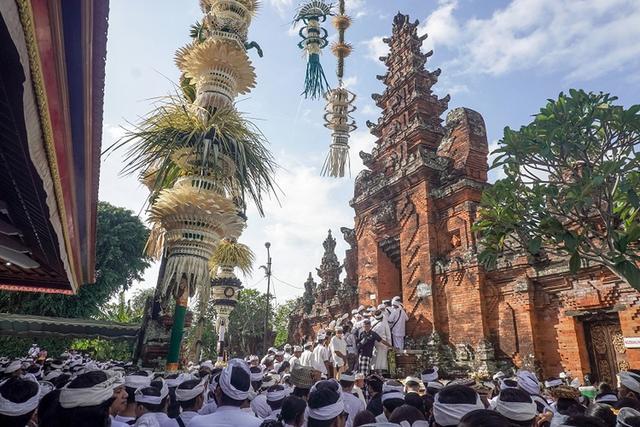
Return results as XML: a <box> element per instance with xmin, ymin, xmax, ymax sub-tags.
<box><xmin>377</xmin><ymin>237</ymin><xmax>402</xmax><ymax>303</ymax></box>
<box><xmin>583</xmin><ymin>312</ymin><xmax>629</xmax><ymax>385</ymax></box>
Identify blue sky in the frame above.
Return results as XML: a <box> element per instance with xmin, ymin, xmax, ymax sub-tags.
<box><xmin>99</xmin><ymin>0</ymin><xmax>640</xmax><ymax>304</ymax></box>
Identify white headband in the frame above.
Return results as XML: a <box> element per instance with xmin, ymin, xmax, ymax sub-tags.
<box><xmin>382</xmin><ymin>391</ymin><xmax>405</xmax><ymax>402</ymax></box>
<box><xmin>618</xmin><ymin>407</ymin><xmax>640</xmax><ymax>427</ymax></box>
<box><xmin>175</xmin><ymin>379</ymin><xmax>206</xmax><ymax>402</ymax></box>
<box><xmin>433</xmin><ymin>393</ymin><xmax>484</xmax><ymax>426</ymax></box>
<box><xmin>340</xmin><ymin>373</ymin><xmax>355</xmax><ymax>382</ymax></box>
<box><xmin>250</xmin><ymin>372</ymin><xmax>263</xmax><ymax>382</ymax></box>
<box><xmin>165</xmin><ymin>373</ymin><xmax>190</xmax><ymax>388</ymax></box>
<box><xmin>619</xmin><ymin>371</ymin><xmax>640</xmax><ymax>393</ymax></box>
<box><xmin>307</xmin><ymin>399</ymin><xmax>345</xmax><ymax>421</ymax></box>
<box><xmin>0</xmin><ymin>378</ymin><xmax>40</xmax><ymax>416</ymax></box>
<box><xmin>495</xmin><ymin>397</ymin><xmax>537</xmax><ymax>421</ymax></box>
<box><xmin>59</xmin><ymin>371</ymin><xmax>124</xmax><ymax>408</ymax></box>
<box><xmin>421</xmin><ymin>368</ymin><xmax>438</xmax><ymax>382</ymax></box>
<box><xmin>595</xmin><ymin>393</ymin><xmax>618</xmax><ymax>403</ymax></box>
<box><xmin>544</xmin><ymin>379</ymin><xmax>563</xmax><ymax>388</ymax></box>
<box><xmin>125</xmin><ymin>374</ymin><xmax>151</xmax><ymax>389</ymax></box>
<box><xmin>44</xmin><ymin>370</ymin><xmax>63</xmax><ymax>382</ymax></box>
<box><xmin>383</xmin><ymin>383</ymin><xmax>404</xmax><ymax>394</ymax></box>
<box><xmin>135</xmin><ymin>384</ymin><xmax>169</xmax><ymax>404</ymax></box>
<box><xmin>427</xmin><ymin>381</ymin><xmax>444</xmax><ymax>390</ymax></box>
<box><xmin>267</xmin><ymin>387</ymin><xmax>288</xmax><ymax>402</ymax></box>
<box><xmin>5</xmin><ymin>361</ymin><xmax>21</xmax><ymax>374</ymax></box>
<box><xmin>517</xmin><ymin>371</ymin><xmax>540</xmax><ymax>395</ymax></box>
<box><xmin>219</xmin><ymin>359</ymin><xmax>250</xmax><ymax>401</ymax></box>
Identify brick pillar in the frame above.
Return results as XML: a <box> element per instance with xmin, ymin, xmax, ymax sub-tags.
<box><xmin>510</xmin><ymin>278</ymin><xmax>539</xmax><ymax>363</ymax></box>
<box><xmin>356</xmin><ymin>221</ymin><xmax>378</xmax><ymax>306</ymax></box>
<box><xmin>556</xmin><ymin>311</ymin><xmax>591</xmax><ymax>379</ymax></box>
<box><xmin>398</xmin><ymin>183</ymin><xmax>435</xmax><ymax>335</ymax></box>
<box><xmin>618</xmin><ymin>300</ymin><xmax>640</xmax><ymax>369</ymax></box>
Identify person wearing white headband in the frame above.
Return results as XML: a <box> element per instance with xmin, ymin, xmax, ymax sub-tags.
<box><xmin>4</xmin><ymin>360</ymin><xmax>22</xmax><ymax>377</ymax></box>
<box><xmin>0</xmin><ymin>376</ymin><xmax>40</xmax><ymax>426</ymax></box>
<box><xmin>619</xmin><ymin>371</ymin><xmax>640</xmax><ymax>400</ymax></box>
<box><xmin>289</xmin><ymin>346</ymin><xmax>303</xmax><ymax>370</ymax></box>
<box><xmin>313</xmin><ymin>333</ymin><xmax>332</xmax><ymax>378</ymax></box>
<box><xmin>339</xmin><ymin>372</ymin><xmax>364</xmax><ymax>427</ymax></box>
<box><xmin>264</xmin><ymin>384</ymin><xmax>288</xmax><ymax>420</ymax></box>
<box><xmin>404</xmin><ymin>377</ymin><xmax>422</xmax><ymax>395</ymax></box>
<box><xmin>331</xmin><ymin>327</ymin><xmax>348</xmax><ymax>379</ymax></box>
<box><xmin>109</xmin><ymin>374</ymin><xmax>130</xmax><ymax>427</ymax></box>
<box><xmin>198</xmin><ymin>369</ymin><xmax>221</xmax><ymax>416</ymax></box>
<box><xmin>494</xmin><ymin>388</ymin><xmax>537</xmax><ymax>426</ymax></box>
<box><xmin>174</xmin><ymin>378</ymin><xmax>206</xmax><ymax>426</ymax></box>
<box><xmin>190</xmin><ymin>358</ymin><xmax>261</xmax><ymax>427</ymax></box>
<box><xmin>379</xmin><ymin>380</ymin><xmax>405</xmax><ymax>423</ymax></box>
<box><xmin>58</xmin><ymin>370</ymin><xmax>124</xmax><ymax>426</ymax></box>
<box><xmin>133</xmin><ymin>384</ymin><xmax>176</xmax><ymax>427</ymax></box>
<box><xmin>387</xmin><ymin>299</ymin><xmax>408</xmax><ymax>350</ymax></box>
<box><xmin>432</xmin><ymin>385</ymin><xmax>485</xmax><ymax>427</ymax></box>
<box><xmin>306</xmin><ymin>380</ymin><xmax>346</xmax><ymax>427</ymax></box>
<box><xmin>115</xmin><ymin>371</ymin><xmax>152</xmax><ymax>425</ymax></box>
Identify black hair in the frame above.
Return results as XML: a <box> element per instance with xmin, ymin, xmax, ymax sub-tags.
<box><xmin>219</xmin><ymin>366</ymin><xmax>251</xmax><ymax>407</ymax></box>
<box><xmin>0</xmin><ymin>377</ymin><xmax>40</xmax><ymax>427</ymax></box>
<box><xmin>136</xmin><ymin>386</ymin><xmax>167</xmax><ymax>412</ymax></box>
<box><xmin>277</xmin><ymin>361</ymin><xmax>290</xmax><ymax>375</ymax></box>
<box><xmin>382</xmin><ymin>397</ymin><xmax>405</xmax><ymax>414</ymax></box>
<box><xmin>586</xmin><ymin>403</ymin><xmax>616</xmax><ymax>427</ymax></box>
<box><xmin>556</xmin><ymin>397</ymin><xmax>585</xmax><ymax>416</ymax></box>
<box><xmin>307</xmin><ymin>382</ymin><xmax>342</xmax><ymax>427</ymax></box>
<box><xmin>167</xmin><ymin>387</ymin><xmax>180</xmax><ymax>418</ymax></box>
<box><xmin>51</xmin><ymin>373</ymin><xmax>71</xmax><ymax>389</ymax></box>
<box><xmin>388</xmin><ymin>404</ymin><xmax>425</xmax><ymax>425</ymax></box>
<box><xmin>38</xmin><ymin>389</ymin><xmax>62</xmax><ymax>427</ymax></box>
<box><xmin>280</xmin><ymin>395</ymin><xmax>307</xmax><ymax>424</ymax></box>
<box><xmin>339</xmin><ymin>379</ymin><xmax>355</xmax><ymax>389</ymax></box>
<box><xmin>437</xmin><ymin>385</ymin><xmax>477</xmax><ymax>405</ymax></box>
<box><xmin>292</xmin><ymin>386</ymin><xmax>310</xmax><ymax>399</ymax></box>
<box><xmin>599</xmin><ymin>382</ymin><xmax>614</xmax><ymax>394</ymax></box>
<box><xmin>499</xmin><ymin>387</ymin><xmax>533</xmax><ymax>403</ymax></box>
<box><xmin>404</xmin><ymin>392</ymin><xmax>426</xmax><ymax>415</ymax></box>
<box><xmin>150</xmin><ymin>379</ymin><xmax>164</xmax><ymax>390</ymax></box>
<box><xmin>458</xmin><ymin>409</ymin><xmax>511</xmax><ymax>427</ymax></box>
<box><xmin>615</xmin><ymin>398</ymin><xmax>640</xmax><ymax>411</ymax></box>
<box><xmin>177</xmin><ymin>379</ymin><xmax>203</xmax><ymax>411</ymax></box>
<box><xmin>563</xmin><ymin>415</ymin><xmax>607</xmax><ymax>427</ymax></box>
<box><xmin>352</xmin><ymin>410</ymin><xmax>376</xmax><ymax>427</ymax></box>
<box><xmin>367</xmin><ymin>379</ymin><xmax>383</xmax><ymax>394</ymax></box>
<box><xmin>425</xmin><ymin>382</ymin><xmax>443</xmax><ymax>397</ymax></box>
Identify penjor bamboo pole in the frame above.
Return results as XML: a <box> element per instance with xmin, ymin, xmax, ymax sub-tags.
<box><xmin>166</xmin><ymin>276</ymin><xmax>189</xmax><ymax>372</ymax></box>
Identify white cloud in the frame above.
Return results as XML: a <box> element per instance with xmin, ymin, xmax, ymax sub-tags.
<box><xmin>419</xmin><ymin>0</ymin><xmax>640</xmax><ymax>81</ymax></box>
<box><xmin>268</xmin><ymin>0</ymin><xmax>293</xmax><ymax>17</ymax></box>
<box><xmin>348</xmin><ymin>130</ymin><xmax>377</xmax><ymax>175</ymax></box>
<box><xmin>361</xmin><ymin>104</ymin><xmax>378</xmax><ymax>116</ymax></box>
<box><xmin>363</xmin><ymin>36</ymin><xmax>389</xmax><ymax>63</ymax></box>
<box><xmin>342</xmin><ymin>76</ymin><xmax>358</xmax><ymax>88</ymax></box>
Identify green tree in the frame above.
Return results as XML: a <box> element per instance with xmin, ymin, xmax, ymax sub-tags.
<box><xmin>474</xmin><ymin>90</ymin><xmax>640</xmax><ymax>288</ymax></box>
<box><xmin>96</xmin><ymin>287</ymin><xmax>153</xmax><ymax>323</ymax></box>
<box><xmin>273</xmin><ymin>299</ymin><xmax>298</xmax><ymax>348</ymax></box>
<box><xmin>0</xmin><ymin>202</ymin><xmax>151</xmax><ymax>317</ymax></box>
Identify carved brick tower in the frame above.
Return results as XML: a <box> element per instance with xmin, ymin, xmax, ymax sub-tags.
<box><xmin>352</xmin><ymin>13</ymin><xmax>490</xmax><ymax>353</ymax></box>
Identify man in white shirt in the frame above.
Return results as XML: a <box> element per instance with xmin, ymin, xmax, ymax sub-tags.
<box><xmin>283</xmin><ymin>344</ymin><xmax>293</xmax><ymax>362</ymax></box>
<box><xmin>330</xmin><ymin>327</ymin><xmax>348</xmax><ymax>379</ymax></box>
<box><xmin>288</xmin><ymin>346</ymin><xmax>303</xmax><ymax>369</ymax></box>
<box><xmin>312</xmin><ymin>333</ymin><xmax>331</xmax><ymax>377</ymax></box>
<box><xmin>175</xmin><ymin>378</ymin><xmax>206</xmax><ymax>426</ymax></box>
<box><xmin>343</xmin><ymin>324</ymin><xmax>358</xmax><ymax>372</ymax></box>
<box><xmin>388</xmin><ymin>297</ymin><xmax>408</xmax><ymax>350</ymax></box>
<box><xmin>339</xmin><ymin>372</ymin><xmax>365</xmax><ymax>427</ymax></box>
<box><xmin>190</xmin><ymin>359</ymin><xmax>261</xmax><ymax>427</ymax></box>
<box><xmin>299</xmin><ymin>342</ymin><xmax>314</xmax><ymax>367</ymax></box>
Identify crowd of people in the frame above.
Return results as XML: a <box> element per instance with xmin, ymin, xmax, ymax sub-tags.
<box><xmin>1</xmin><ymin>346</ymin><xmax>640</xmax><ymax>427</ymax></box>
<box><xmin>0</xmin><ymin>295</ymin><xmax>639</xmax><ymax>427</ymax></box>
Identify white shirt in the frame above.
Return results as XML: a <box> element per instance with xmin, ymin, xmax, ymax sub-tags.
<box><xmin>330</xmin><ymin>336</ymin><xmax>348</xmax><ymax>366</ymax></box>
<box><xmin>154</xmin><ymin>412</ymin><xmax>179</xmax><ymax>427</ymax></box>
<box><xmin>342</xmin><ymin>390</ymin><xmax>365</xmax><ymax>427</ymax></box>
<box><xmin>284</xmin><ymin>352</ymin><xmax>293</xmax><ymax>361</ymax></box>
<box><xmin>289</xmin><ymin>355</ymin><xmax>301</xmax><ymax>368</ymax></box>
<box><xmin>344</xmin><ymin>332</ymin><xmax>357</xmax><ymax>355</ymax></box>
<box><xmin>110</xmin><ymin>415</ymin><xmax>129</xmax><ymax>427</ymax></box>
<box><xmin>389</xmin><ymin>306</ymin><xmax>408</xmax><ymax>336</ymax></box>
<box><xmin>177</xmin><ymin>410</ymin><xmax>199</xmax><ymax>426</ymax></box>
<box><xmin>312</xmin><ymin>344</ymin><xmax>330</xmax><ymax>374</ymax></box>
<box><xmin>115</xmin><ymin>414</ymin><xmax>135</xmax><ymax>424</ymax></box>
<box><xmin>251</xmin><ymin>393</ymin><xmax>272</xmax><ymax>419</ymax></box>
<box><xmin>189</xmin><ymin>406</ymin><xmax>263</xmax><ymax>427</ymax></box>
<box><xmin>300</xmin><ymin>349</ymin><xmax>314</xmax><ymax>367</ymax></box>
<box><xmin>198</xmin><ymin>399</ymin><xmax>217</xmax><ymax>415</ymax></box>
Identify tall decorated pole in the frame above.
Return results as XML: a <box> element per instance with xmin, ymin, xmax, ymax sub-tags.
<box><xmin>322</xmin><ymin>0</ymin><xmax>357</xmax><ymax>177</ymax></box>
<box><xmin>111</xmin><ymin>0</ymin><xmax>276</xmax><ymax>371</ymax></box>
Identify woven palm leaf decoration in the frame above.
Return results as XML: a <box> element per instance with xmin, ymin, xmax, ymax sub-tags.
<box><xmin>322</xmin><ymin>0</ymin><xmax>356</xmax><ymax>177</ymax></box>
<box><xmin>294</xmin><ymin>1</ymin><xmax>333</xmax><ymax>99</ymax></box>
<box><xmin>110</xmin><ymin>0</ymin><xmax>277</xmax><ymax>302</ymax></box>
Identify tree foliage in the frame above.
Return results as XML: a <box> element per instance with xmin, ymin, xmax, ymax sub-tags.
<box><xmin>273</xmin><ymin>299</ymin><xmax>297</xmax><ymax>348</ymax></box>
<box><xmin>474</xmin><ymin>90</ymin><xmax>640</xmax><ymax>288</ymax></box>
<box><xmin>96</xmin><ymin>288</ymin><xmax>154</xmax><ymax>324</ymax></box>
<box><xmin>0</xmin><ymin>202</ymin><xmax>151</xmax><ymax>317</ymax></box>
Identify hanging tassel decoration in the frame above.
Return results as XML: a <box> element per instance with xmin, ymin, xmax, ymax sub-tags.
<box><xmin>295</xmin><ymin>1</ymin><xmax>332</xmax><ymax>99</ymax></box>
<box><xmin>322</xmin><ymin>0</ymin><xmax>357</xmax><ymax>177</ymax></box>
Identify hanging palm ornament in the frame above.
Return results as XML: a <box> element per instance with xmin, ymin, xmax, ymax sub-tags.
<box><xmin>109</xmin><ymin>0</ymin><xmax>276</xmax><ymax>371</ymax></box>
<box><xmin>294</xmin><ymin>1</ymin><xmax>333</xmax><ymax>99</ymax></box>
<box><xmin>322</xmin><ymin>0</ymin><xmax>356</xmax><ymax>177</ymax></box>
